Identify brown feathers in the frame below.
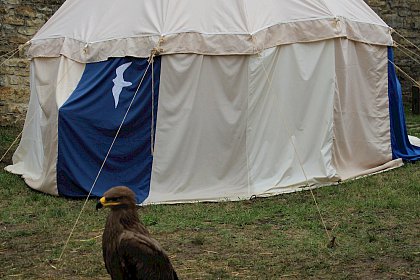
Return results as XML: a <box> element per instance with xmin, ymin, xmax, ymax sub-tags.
<box><xmin>96</xmin><ymin>186</ymin><xmax>178</xmax><ymax>280</ymax></box>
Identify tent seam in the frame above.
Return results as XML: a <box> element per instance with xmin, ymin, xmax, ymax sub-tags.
<box><xmin>245</xmin><ymin>55</ymin><xmax>251</xmax><ymax>198</ymax></box>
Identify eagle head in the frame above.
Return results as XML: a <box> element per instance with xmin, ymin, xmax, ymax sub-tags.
<box><xmin>96</xmin><ymin>186</ymin><xmax>137</xmax><ymax>210</ymax></box>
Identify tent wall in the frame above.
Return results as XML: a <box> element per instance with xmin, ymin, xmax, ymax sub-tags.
<box><xmin>5</xmin><ymin>57</ymin><xmax>85</xmax><ymax>195</ymax></box>
<box><xmin>148</xmin><ymin>53</ymin><xmax>250</xmax><ymax>203</ymax></box>
<box><xmin>6</xmin><ymin>39</ymin><xmax>404</xmax><ymax>203</ymax></box>
<box><xmin>146</xmin><ymin>39</ymin><xmax>401</xmax><ymax>204</ymax></box>
<box><xmin>332</xmin><ymin>39</ymin><xmax>399</xmax><ymax>179</ymax></box>
<box><xmin>246</xmin><ymin>40</ymin><xmax>337</xmax><ymax>196</ymax></box>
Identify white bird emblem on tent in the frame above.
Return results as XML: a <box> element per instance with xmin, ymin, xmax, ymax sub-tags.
<box><xmin>112</xmin><ymin>62</ymin><xmax>133</xmax><ymax>108</ymax></box>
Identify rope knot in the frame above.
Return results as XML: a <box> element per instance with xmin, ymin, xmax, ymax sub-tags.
<box><xmin>148</xmin><ymin>47</ymin><xmax>163</xmax><ymax>63</ymax></box>
<box><xmin>151</xmin><ymin>47</ymin><xmax>164</xmax><ymax>56</ymax></box>
<box><xmin>148</xmin><ymin>37</ymin><xmax>164</xmax><ymax>63</ymax></box>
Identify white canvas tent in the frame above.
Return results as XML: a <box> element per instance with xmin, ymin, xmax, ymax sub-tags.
<box><xmin>6</xmin><ymin>0</ymin><xmax>417</xmax><ymax>204</ymax></box>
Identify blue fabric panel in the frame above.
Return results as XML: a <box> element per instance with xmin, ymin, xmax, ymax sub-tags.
<box><xmin>57</xmin><ymin>57</ymin><xmax>161</xmax><ymax>203</ymax></box>
<box><xmin>387</xmin><ymin>47</ymin><xmax>420</xmax><ymax>162</ymax></box>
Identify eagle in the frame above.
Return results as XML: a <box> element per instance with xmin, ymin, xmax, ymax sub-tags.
<box><xmin>96</xmin><ymin>186</ymin><xmax>179</xmax><ymax>280</ymax></box>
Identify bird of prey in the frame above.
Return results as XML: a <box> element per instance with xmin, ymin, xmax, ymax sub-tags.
<box><xmin>96</xmin><ymin>186</ymin><xmax>179</xmax><ymax>280</ymax></box>
<box><xmin>112</xmin><ymin>62</ymin><xmax>133</xmax><ymax>108</ymax></box>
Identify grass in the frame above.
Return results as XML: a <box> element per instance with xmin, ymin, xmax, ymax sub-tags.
<box><xmin>0</xmin><ymin>112</ymin><xmax>419</xmax><ymax>279</ymax></box>
<box><xmin>406</xmin><ymin>107</ymin><xmax>420</xmax><ymax>138</ymax></box>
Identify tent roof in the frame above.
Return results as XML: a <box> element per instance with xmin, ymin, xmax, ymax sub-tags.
<box><xmin>28</xmin><ymin>0</ymin><xmax>392</xmax><ymax>62</ymax></box>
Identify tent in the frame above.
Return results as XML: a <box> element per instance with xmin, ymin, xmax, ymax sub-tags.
<box><xmin>5</xmin><ymin>0</ymin><xmax>420</xmax><ymax>204</ymax></box>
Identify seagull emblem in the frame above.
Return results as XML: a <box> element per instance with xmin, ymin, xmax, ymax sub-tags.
<box><xmin>112</xmin><ymin>62</ymin><xmax>133</xmax><ymax>108</ymax></box>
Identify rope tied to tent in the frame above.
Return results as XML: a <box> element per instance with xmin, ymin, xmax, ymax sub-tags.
<box><xmin>364</xmin><ymin>29</ymin><xmax>420</xmax><ymax>88</ymax></box>
<box><xmin>0</xmin><ymin>41</ymin><xmax>30</xmax><ymax>68</ymax></box>
<box><xmin>394</xmin><ymin>42</ymin><xmax>420</xmax><ymax>65</ymax></box>
<box><xmin>150</xmin><ymin>50</ymin><xmax>157</xmax><ymax>155</ymax></box>
<box><xmin>392</xmin><ymin>29</ymin><xmax>420</xmax><ymax>53</ymax></box>
<box><xmin>389</xmin><ymin>60</ymin><xmax>420</xmax><ymax>88</ymax></box>
<box><xmin>0</xmin><ymin>41</ymin><xmax>32</xmax><ymax>164</ymax></box>
<box><xmin>58</xmin><ymin>46</ymin><xmax>160</xmax><ymax>263</ymax></box>
<box><xmin>391</xmin><ymin>40</ymin><xmax>420</xmax><ymax>87</ymax></box>
<box><xmin>390</xmin><ymin>29</ymin><xmax>420</xmax><ymax>86</ymax></box>
<box><xmin>394</xmin><ymin>41</ymin><xmax>420</xmax><ymax>61</ymax></box>
<box><xmin>148</xmin><ymin>37</ymin><xmax>164</xmax><ymax>63</ymax></box>
<box><xmin>148</xmin><ymin>37</ymin><xmax>164</xmax><ymax>155</ymax></box>
<box><xmin>0</xmin><ymin>131</ymin><xmax>22</xmax><ymax>163</ymax></box>
<box><xmin>1</xmin><ymin>52</ymin><xmax>83</xmax><ymax>165</ymax></box>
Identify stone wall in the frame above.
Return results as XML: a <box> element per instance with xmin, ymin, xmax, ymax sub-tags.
<box><xmin>365</xmin><ymin>0</ymin><xmax>420</xmax><ymax>97</ymax></box>
<box><xmin>0</xmin><ymin>0</ymin><xmax>64</xmax><ymax>124</ymax></box>
<box><xmin>0</xmin><ymin>0</ymin><xmax>419</xmax><ymax>125</ymax></box>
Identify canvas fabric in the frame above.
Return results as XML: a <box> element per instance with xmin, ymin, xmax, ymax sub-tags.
<box><xmin>387</xmin><ymin>48</ymin><xmax>420</xmax><ymax>161</ymax></box>
<box><xmin>27</xmin><ymin>0</ymin><xmax>392</xmax><ymax>62</ymax></box>
<box><xmin>7</xmin><ymin>39</ymin><xmax>404</xmax><ymax>203</ymax></box>
<box><xmin>145</xmin><ymin>39</ymin><xmax>402</xmax><ymax>204</ymax></box>
<box><xmin>56</xmin><ymin>57</ymin><xmax>161</xmax><ymax>202</ymax></box>
<box><xmin>332</xmin><ymin>39</ymin><xmax>402</xmax><ymax>179</ymax></box>
<box><xmin>5</xmin><ymin>57</ymin><xmax>85</xmax><ymax>195</ymax></box>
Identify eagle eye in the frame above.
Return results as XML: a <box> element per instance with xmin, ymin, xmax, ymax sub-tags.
<box><xmin>107</xmin><ymin>196</ymin><xmax>122</xmax><ymax>202</ymax></box>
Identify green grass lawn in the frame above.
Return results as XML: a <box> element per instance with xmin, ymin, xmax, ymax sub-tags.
<box><xmin>0</xmin><ymin>112</ymin><xmax>419</xmax><ymax>279</ymax></box>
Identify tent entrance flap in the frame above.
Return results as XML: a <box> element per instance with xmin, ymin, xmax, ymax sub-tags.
<box><xmin>57</xmin><ymin>57</ymin><xmax>161</xmax><ymax>203</ymax></box>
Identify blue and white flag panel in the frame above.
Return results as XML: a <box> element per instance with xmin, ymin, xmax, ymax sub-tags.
<box><xmin>6</xmin><ymin>39</ymin><xmax>419</xmax><ymax>204</ymax></box>
<box><xmin>58</xmin><ymin>57</ymin><xmax>161</xmax><ymax>203</ymax></box>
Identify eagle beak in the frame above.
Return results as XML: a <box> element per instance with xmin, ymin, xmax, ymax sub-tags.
<box><xmin>96</xmin><ymin>197</ymin><xmax>106</xmax><ymax>210</ymax></box>
<box><xmin>96</xmin><ymin>196</ymin><xmax>122</xmax><ymax>209</ymax></box>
